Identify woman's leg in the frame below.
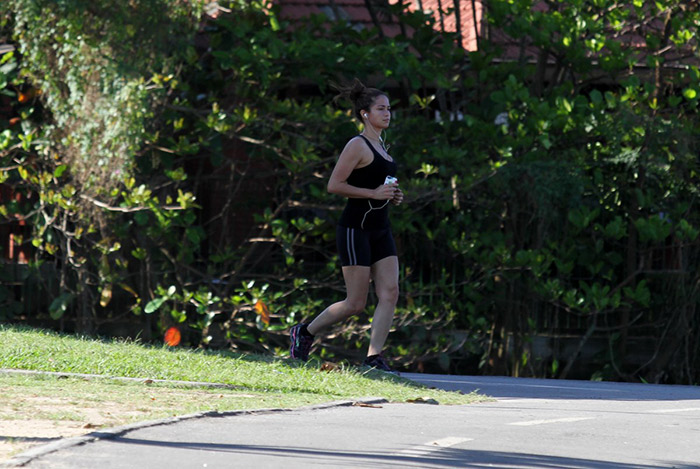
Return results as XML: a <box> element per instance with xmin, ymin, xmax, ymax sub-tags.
<box><xmin>307</xmin><ymin>265</ymin><xmax>371</xmax><ymax>336</ymax></box>
<box><xmin>367</xmin><ymin>255</ymin><xmax>399</xmax><ymax>356</ymax></box>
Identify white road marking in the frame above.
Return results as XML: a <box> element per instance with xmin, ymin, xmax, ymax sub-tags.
<box><xmin>494</xmin><ymin>399</ymin><xmax>537</xmax><ymax>403</ymax></box>
<box><xmin>647</xmin><ymin>407</ymin><xmax>700</xmax><ymax>414</ymax></box>
<box><xmin>508</xmin><ymin>417</ymin><xmax>594</xmax><ymax>426</ymax></box>
<box><xmin>398</xmin><ymin>437</ymin><xmax>473</xmax><ymax>457</ymax></box>
<box><xmin>429</xmin><ymin>437</ymin><xmax>474</xmax><ymax>447</ymax></box>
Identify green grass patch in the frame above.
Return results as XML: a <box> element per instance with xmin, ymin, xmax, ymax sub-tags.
<box><xmin>0</xmin><ymin>325</ymin><xmax>486</xmax><ymax>406</ymax></box>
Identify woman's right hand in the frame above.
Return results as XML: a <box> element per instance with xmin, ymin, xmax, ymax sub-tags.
<box><xmin>373</xmin><ymin>183</ymin><xmax>398</xmax><ymax>200</ymax></box>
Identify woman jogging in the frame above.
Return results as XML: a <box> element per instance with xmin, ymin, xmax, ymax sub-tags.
<box><xmin>289</xmin><ymin>79</ymin><xmax>404</xmax><ymax>372</ymax></box>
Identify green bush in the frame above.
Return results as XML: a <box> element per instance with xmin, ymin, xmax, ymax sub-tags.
<box><xmin>2</xmin><ymin>0</ymin><xmax>700</xmax><ymax>384</ymax></box>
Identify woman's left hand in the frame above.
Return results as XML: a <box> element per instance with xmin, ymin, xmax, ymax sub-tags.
<box><xmin>391</xmin><ymin>187</ymin><xmax>404</xmax><ymax>206</ymax></box>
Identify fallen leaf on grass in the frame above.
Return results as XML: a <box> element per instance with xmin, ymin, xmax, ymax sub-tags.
<box><xmin>352</xmin><ymin>402</ymin><xmax>383</xmax><ymax>408</ymax></box>
<box><xmin>320</xmin><ymin>361</ymin><xmax>340</xmax><ymax>372</ymax></box>
<box><xmin>406</xmin><ymin>397</ymin><xmax>439</xmax><ymax>405</ymax></box>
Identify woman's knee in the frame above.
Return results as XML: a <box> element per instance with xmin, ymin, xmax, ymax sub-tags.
<box><xmin>344</xmin><ymin>298</ymin><xmax>367</xmax><ymax>316</ymax></box>
<box><xmin>377</xmin><ymin>283</ymin><xmax>399</xmax><ymax>305</ymax></box>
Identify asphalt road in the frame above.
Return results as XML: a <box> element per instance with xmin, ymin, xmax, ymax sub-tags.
<box><xmin>8</xmin><ymin>374</ymin><xmax>700</xmax><ymax>468</ymax></box>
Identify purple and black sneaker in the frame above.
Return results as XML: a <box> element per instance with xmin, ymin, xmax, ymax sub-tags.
<box><xmin>289</xmin><ymin>323</ymin><xmax>313</xmax><ymax>361</ymax></box>
<box><xmin>363</xmin><ymin>354</ymin><xmax>399</xmax><ymax>375</ymax></box>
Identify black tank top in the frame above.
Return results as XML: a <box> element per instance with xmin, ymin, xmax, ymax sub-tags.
<box><xmin>338</xmin><ymin>135</ymin><xmax>398</xmax><ymax>230</ymax></box>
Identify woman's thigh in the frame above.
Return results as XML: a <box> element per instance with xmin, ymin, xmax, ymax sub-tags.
<box><xmin>371</xmin><ymin>256</ymin><xmax>399</xmax><ymax>301</ymax></box>
<box><xmin>342</xmin><ymin>265</ymin><xmax>371</xmax><ymax>307</ymax></box>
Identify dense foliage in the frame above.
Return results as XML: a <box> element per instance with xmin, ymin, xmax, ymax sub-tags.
<box><xmin>1</xmin><ymin>0</ymin><xmax>700</xmax><ymax>383</ymax></box>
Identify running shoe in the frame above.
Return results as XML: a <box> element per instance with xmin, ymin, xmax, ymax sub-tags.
<box><xmin>289</xmin><ymin>323</ymin><xmax>313</xmax><ymax>361</ymax></box>
<box><xmin>363</xmin><ymin>354</ymin><xmax>399</xmax><ymax>375</ymax></box>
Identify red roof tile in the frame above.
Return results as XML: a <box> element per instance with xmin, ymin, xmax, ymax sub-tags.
<box><xmin>274</xmin><ymin>0</ymin><xmax>693</xmax><ymax>70</ymax></box>
<box><xmin>277</xmin><ymin>0</ymin><xmax>428</xmax><ymax>36</ymax></box>
<box><xmin>275</xmin><ymin>0</ymin><xmax>483</xmax><ymax>47</ymax></box>
<box><xmin>414</xmin><ymin>0</ymin><xmax>483</xmax><ymax>50</ymax></box>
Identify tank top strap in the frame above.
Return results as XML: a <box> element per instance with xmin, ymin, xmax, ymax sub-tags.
<box><xmin>357</xmin><ymin>135</ymin><xmax>382</xmax><ymax>159</ymax></box>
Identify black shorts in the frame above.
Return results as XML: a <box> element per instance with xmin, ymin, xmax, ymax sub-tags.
<box><xmin>336</xmin><ymin>225</ymin><xmax>397</xmax><ymax>267</ymax></box>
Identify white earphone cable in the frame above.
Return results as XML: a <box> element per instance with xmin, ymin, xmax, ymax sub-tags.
<box><xmin>360</xmin><ymin>199</ymin><xmax>390</xmax><ymax>230</ymax></box>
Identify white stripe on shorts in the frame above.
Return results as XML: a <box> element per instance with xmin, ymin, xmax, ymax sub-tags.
<box><xmin>347</xmin><ymin>228</ymin><xmax>357</xmax><ymax>265</ymax></box>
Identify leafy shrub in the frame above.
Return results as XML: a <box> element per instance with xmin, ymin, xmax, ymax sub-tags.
<box><xmin>2</xmin><ymin>0</ymin><xmax>700</xmax><ymax>383</ymax></box>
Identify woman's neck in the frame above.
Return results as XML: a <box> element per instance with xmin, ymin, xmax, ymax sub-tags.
<box><xmin>361</xmin><ymin>129</ymin><xmax>388</xmax><ymax>152</ymax></box>
<box><xmin>361</xmin><ymin>126</ymin><xmax>383</xmax><ymax>142</ymax></box>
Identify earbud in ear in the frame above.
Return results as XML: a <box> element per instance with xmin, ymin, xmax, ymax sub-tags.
<box><xmin>363</xmin><ymin>114</ymin><xmax>368</xmax><ymax>118</ymax></box>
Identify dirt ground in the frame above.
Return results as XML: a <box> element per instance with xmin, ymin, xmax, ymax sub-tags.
<box><xmin>0</xmin><ymin>374</ymin><xmax>279</xmax><ymax>465</ymax></box>
<box><xmin>0</xmin><ymin>397</ymin><xmax>145</xmax><ymax>463</ymax></box>
<box><xmin>0</xmin><ymin>419</ymin><xmax>94</xmax><ymax>463</ymax></box>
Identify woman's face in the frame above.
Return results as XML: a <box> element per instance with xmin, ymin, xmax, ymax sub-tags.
<box><xmin>365</xmin><ymin>95</ymin><xmax>391</xmax><ymax>129</ymax></box>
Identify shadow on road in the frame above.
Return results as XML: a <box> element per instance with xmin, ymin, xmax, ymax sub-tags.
<box><xmin>113</xmin><ymin>436</ymin><xmax>691</xmax><ymax>469</ymax></box>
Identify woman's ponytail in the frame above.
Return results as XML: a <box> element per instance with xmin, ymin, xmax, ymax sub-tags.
<box><xmin>333</xmin><ymin>78</ymin><xmax>387</xmax><ymax>121</ymax></box>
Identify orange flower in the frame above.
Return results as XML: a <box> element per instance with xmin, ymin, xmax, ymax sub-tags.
<box><xmin>164</xmin><ymin>327</ymin><xmax>181</xmax><ymax>346</ymax></box>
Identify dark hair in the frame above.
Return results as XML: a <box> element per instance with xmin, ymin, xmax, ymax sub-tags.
<box><xmin>333</xmin><ymin>78</ymin><xmax>387</xmax><ymax>121</ymax></box>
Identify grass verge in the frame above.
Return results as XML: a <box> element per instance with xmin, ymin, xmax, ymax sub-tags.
<box><xmin>0</xmin><ymin>324</ymin><xmax>488</xmax><ymax>461</ymax></box>
<box><xmin>1</xmin><ymin>325</ymin><xmax>487</xmax><ymax>451</ymax></box>
<box><xmin>0</xmin><ymin>325</ymin><xmax>486</xmax><ymax>404</ymax></box>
